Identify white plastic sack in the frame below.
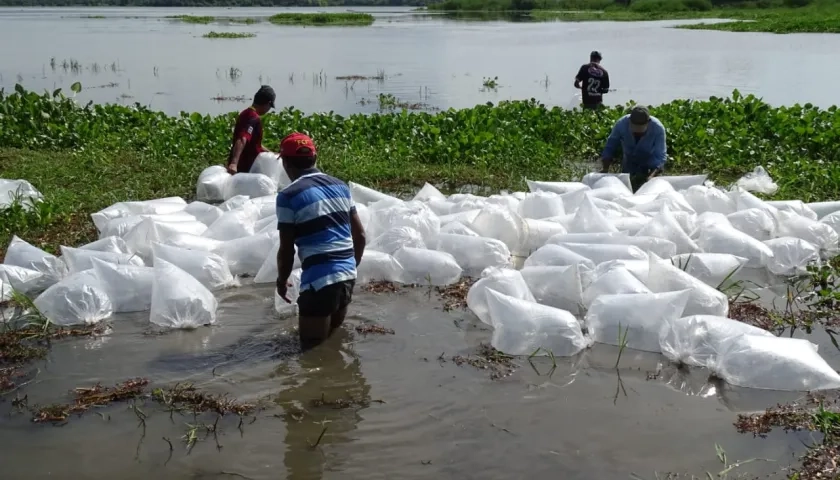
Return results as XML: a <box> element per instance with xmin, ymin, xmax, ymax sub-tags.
<box><xmin>60</xmin><ymin>246</ymin><xmax>144</xmax><ymax>273</ymax></box>
<box><xmin>593</xmin><ymin>259</ymin><xmax>649</xmax><ymax>284</ymax></box>
<box><xmin>356</xmin><ymin>251</ymin><xmax>403</xmax><ymax>285</ymax></box>
<box><xmin>585</xmin><ymin>290</ymin><xmax>691</xmax><ymax>352</ymax></box>
<box><xmin>553</xmin><ymin>242</ymin><xmax>648</xmax><ymax>266</ymax></box>
<box><xmin>369</xmin><ymin>201</ymin><xmax>440</xmax><ymax>243</ymax></box>
<box><xmin>728</xmin><ymin>208</ymin><xmax>777</xmax><ymax>241</ymax></box>
<box><xmin>466</xmin><ymin>267</ymin><xmax>535</xmax><ymax>325</ymax></box>
<box><xmin>523</xmin><ymin>244</ymin><xmax>595</xmax><ymax>271</ymax></box>
<box><xmin>822</xmin><ymin>211</ymin><xmax>840</xmax><ymax>235</ymax></box>
<box><xmin>255</xmin><ymin>215</ymin><xmax>277</xmax><ymax>234</ymax></box>
<box><xmin>220</xmin><ymin>195</ymin><xmax>251</xmax><ymax>212</ymax></box>
<box><xmin>33</xmin><ymin>269</ymin><xmax>112</xmax><ymax>326</ymax></box>
<box><xmin>670</xmin><ymin>253</ymin><xmax>748</xmax><ymax>288</ymax></box>
<box><xmin>91</xmin><ymin>197</ymin><xmax>187</xmax><ymax>233</ymax></box>
<box><xmin>99</xmin><ymin>212</ymin><xmax>198</xmax><ymax>239</ymax></box>
<box><xmin>517</xmin><ymin>192</ymin><xmax>565</xmax><ymax>220</ymax></box>
<box><xmin>196</xmin><ymin>165</ymin><xmax>231</xmax><ymax>202</ymax></box>
<box><xmin>150</xmin><ymin>258</ymin><xmax>217</xmax><ymax>329</ymax></box>
<box><xmin>635</xmin><ymin>178</ymin><xmax>675</xmax><ymax>196</ymax></box>
<box><xmin>683</xmin><ymin>185</ymin><xmax>736</xmax><ymax>215</ymax></box>
<box><xmin>526</xmin><ymin>180</ymin><xmax>589</xmax><ymax>195</ymax></box>
<box><xmin>592</xmin><ymin>175</ymin><xmax>632</xmax><ymax>193</ymax></box>
<box><xmin>203</xmin><ymin>202</ymin><xmax>259</xmax><ymax>241</ymax></box>
<box><xmin>636</xmin><ymin>206</ymin><xmax>700</xmax><ymax>254</ymax></box>
<box><xmin>152</xmin><ymin>243</ymin><xmax>236</xmax><ymax>290</ymax></box>
<box><xmin>393</xmin><ymin>247</ymin><xmax>462</xmax><ymax>286</ymax></box>
<box><xmin>762</xmin><ymin>237</ymin><xmax>820</xmax><ymax>277</ymax></box>
<box><xmin>274</xmin><ymin>268</ymin><xmax>302</xmax><ymax>316</ymax></box>
<box><xmin>349</xmin><ymin>182</ymin><xmax>401</xmax><ymax>206</ymax></box>
<box><xmin>355</xmin><ymin>203</ymin><xmax>371</xmax><ymax>232</ymax></box>
<box><xmin>611</xmin><ymin>216</ymin><xmax>650</xmax><ymax>236</ymax></box>
<box><xmin>775</xmin><ymin>210</ymin><xmax>839</xmax><ymax>251</ymax></box>
<box><xmin>568</xmin><ymin>195</ymin><xmax>619</xmax><ymax>234</ymax></box>
<box><xmin>488</xmin><ymin>194</ymin><xmax>521</xmax><ymax>212</ymax></box>
<box><xmin>735</xmin><ymin>166</ymin><xmax>778</xmax><ymax>195</ymax></box>
<box><xmin>432</xmin><ymin>233</ymin><xmax>511</xmax><ymax>275</ymax></box>
<box><xmin>0</xmin><ymin>179</ymin><xmax>43</xmax><ymax>208</ymax></box>
<box><xmin>484</xmin><ymin>289</ymin><xmax>590</xmax><ymax>357</ymax></box>
<box><xmin>547</xmin><ymin>232</ymin><xmax>626</xmax><ymax>244</ymax></box>
<box><xmin>223</xmin><ymin>173</ymin><xmax>277</xmax><ymax>200</ymax></box>
<box><xmin>91</xmin><ymin>258</ymin><xmax>154</xmax><ymax>313</ymax></box>
<box><xmin>646</xmin><ymin>256</ymin><xmax>729</xmax><ymax>317</ymax></box>
<box><xmin>808</xmin><ymin>201</ymin><xmax>840</xmax><ymax>220</ymax></box>
<box><xmin>368</xmin><ymin>226</ymin><xmax>426</xmax><ymax>255</ymax></box>
<box><xmin>469</xmin><ymin>204</ymin><xmax>526</xmax><ymax>253</ymax></box>
<box><xmin>696</xmin><ymin>224</ymin><xmax>774</xmax><ymax>269</ymax></box>
<box><xmin>520</xmin><ymin>219</ymin><xmax>568</xmax><ymax>255</ymax></box>
<box><xmin>731</xmin><ymin>188</ymin><xmax>779</xmax><ymax>214</ymax></box>
<box><xmin>633</xmin><ymin>191</ymin><xmax>697</xmax><ymax>216</ymax></box>
<box><xmin>426</xmin><ymin>198</ymin><xmax>456</xmax><ymax>216</ymax></box>
<box><xmin>0</xmin><ymin>264</ymin><xmax>43</xmax><ymax>298</ymax></box>
<box><xmin>712</xmin><ymin>334</ymin><xmax>840</xmax><ymax>391</ymax></box>
<box><xmin>767</xmin><ymin>200</ymin><xmax>818</xmax><ymax>221</ymax></box>
<box><xmin>581</xmin><ymin>172</ymin><xmax>632</xmax><ymax>191</ymax></box>
<box><xmin>695</xmin><ymin>212</ymin><xmax>732</xmax><ymax>232</ymax></box>
<box><xmin>4</xmin><ymin>236</ymin><xmax>67</xmax><ymax>289</ymax></box>
<box><xmin>581</xmin><ymin>265</ymin><xmax>651</xmax><ymax>308</ymax></box>
<box><xmin>520</xmin><ymin>264</ymin><xmax>585</xmax><ymax>315</ymax></box>
<box><xmin>163</xmin><ymin>233</ymin><xmax>223</xmax><ymax>252</ymax></box>
<box><xmin>214</xmin><ymin>232</ymin><xmax>276</xmax><ymax>277</ymax></box>
<box><xmin>438</xmin><ymin>209</ymin><xmax>481</xmax><ymax>227</ymax></box>
<box><xmin>659</xmin><ymin>315</ymin><xmax>774</xmax><ymax>368</ymax></box>
<box><xmin>184</xmin><ymin>201</ymin><xmax>224</xmax><ymax>226</ymax></box>
<box><xmin>413</xmin><ymin>183</ymin><xmax>447</xmax><ymax>202</ymax></box>
<box><xmin>253</xmin><ymin>238</ymin><xmax>300</xmax><ymax>284</ymax></box>
<box><xmin>654</xmin><ymin>175</ymin><xmax>708</xmax><ymax>191</ymax></box>
<box><xmin>439</xmin><ymin>221</ymin><xmax>480</xmax><ymax>237</ymax></box>
<box><xmin>250</xmin><ymin>152</ymin><xmax>292</xmax><ymax>188</ymax></box>
<box><xmin>79</xmin><ymin>236</ymin><xmax>130</xmax><ymax>255</ymax></box>
<box><xmin>123</xmin><ymin>217</ymin><xmax>208</xmax><ymax>262</ymax></box>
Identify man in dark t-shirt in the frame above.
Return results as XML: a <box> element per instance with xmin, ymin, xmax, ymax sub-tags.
<box><xmin>226</xmin><ymin>85</ymin><xmax>275</xmax><ymax>175</ymax></box>
<box><xmin>574</xmin><ymin>51</ymin><xmax>610</xmax><ymax>110</ymax></box>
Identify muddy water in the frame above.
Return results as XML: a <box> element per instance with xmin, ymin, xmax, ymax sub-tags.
<box><xmin>0</xmin><ymin>283</ymin><xmax>821</xmax><ymax>479</ymax></box>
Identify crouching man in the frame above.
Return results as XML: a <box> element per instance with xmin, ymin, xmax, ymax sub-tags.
<box><xmin>275</xmin><ymin>133</ymin><xmax>367</xmax><ymax>350</ymax></box>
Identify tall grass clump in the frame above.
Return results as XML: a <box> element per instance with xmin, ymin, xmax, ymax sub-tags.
<box><xmin>267</xmin><ymin>12</ymin><xmax>374</xmax><ymax>26</ymax></box>
<box><xmin>203</xmin><ymin>31</ymin><xmax>255</xmax><ymax>39</ymax></box>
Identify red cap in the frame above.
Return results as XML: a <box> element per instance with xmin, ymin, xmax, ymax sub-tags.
<box><xmin>279</xmin><ymin>132</ymin><xmax>317</xmax><ymax>158</ymax></box>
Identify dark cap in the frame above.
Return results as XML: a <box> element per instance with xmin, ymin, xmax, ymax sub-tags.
<box><xmin>590</xmin><ymin>50</ymin><xmax>602</xmax><ymax>60</ymax></box>
<box><xmin>254</xmin><ymin>85</ymin><xmax>275</xmax><ymax>108</ymax></box>
<box><xmin>629</xmin><ymin>106</ymin><xmax>650</xmax><ymax>133</ymax></box>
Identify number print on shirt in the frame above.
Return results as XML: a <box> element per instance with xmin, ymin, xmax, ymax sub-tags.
<box><xmin>587</xmin><ymin>78</ymin><xmax>601</xmax><ymax>96</ymax></box>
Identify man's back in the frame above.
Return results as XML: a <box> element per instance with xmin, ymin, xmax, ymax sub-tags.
<box><xmin>576</xmin><ymin>63</ymin><xmax>609</xmax><ymax>106</ymax></box>
<box><xmin>275</xmin><ymin>169</ymin><xmax>357</xmax><ymax>292</ymax></box>
<box><xmin>229</xmin><ymin>107</ymin><xmax>263</xmax><ymax>173</ymax></box>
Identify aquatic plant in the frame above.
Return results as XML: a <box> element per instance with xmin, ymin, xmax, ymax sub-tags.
<box><xmin>202</xmin><ymin>31</ymin><xmax>256</xmax><ymax>39</ymax></box>
<box><xmin>267</xmin><ymin>12</ymin><xmax>375</xmax><ymax>26</ymax></box>
<box><xmin>168</xmin><ymin>14</ymin><xmax>215</xmax><ymax>24</ymax></box>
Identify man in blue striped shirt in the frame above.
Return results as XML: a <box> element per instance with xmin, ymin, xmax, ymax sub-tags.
<box><xmin>275</xmin><ymin>133</ymin><xmax>367</xmax><ymax>349</ymax></box>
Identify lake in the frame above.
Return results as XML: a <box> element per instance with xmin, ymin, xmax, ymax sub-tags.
<box><xmin>1</xmin><ymin>6</ymin><xmax>839</xmax><ymax>116</ymax></box>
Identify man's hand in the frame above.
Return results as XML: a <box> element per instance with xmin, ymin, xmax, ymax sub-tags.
<box><xmin>276</xmin><ymin>278</ymin><xmax>292</xmax><ymax>304</ymax></box>
<box><xmin>226</xmin><ymin>163</ymin><xmax>238</xmax><ymax>175</ymax></box>
<box><xmin>600</xmin><ymin>157</ymin><xmax>612</xmax><ymax>173</ymax></box>
<box><xmin>647</xmin><ymin>168</ymin><xmax>662</xmax><ymax>180</ymax></box>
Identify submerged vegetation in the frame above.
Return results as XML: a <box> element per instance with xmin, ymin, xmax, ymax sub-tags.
<box><xmin>1</xmin><ymin>86</ymin><xmax>840</xmax><ymax>256</ymax></box>
<box><xmin>167</xmin><ymin>14</ymin><xmax>214</xmax><ymax>24</ymax></box>
<box><xmin>267</xmin><ymin>12</ymin><xmax>375</xmax><ymax>26</ymax></box>
<box><xmin>202</xmin><ymin>31</ymin><xmax>256</xmax><ymax>38</ymax></box>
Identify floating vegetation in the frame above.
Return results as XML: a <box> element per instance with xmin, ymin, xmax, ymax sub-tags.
<box><xmin>228</xmin><ymin>17</ymin><xmax>260</xmax><ymax>24</ymax></box>
<box><xmin>435</xmin><ymin>278</ymin><xmax>476</xmax><ymax>312</ymax></box>
<box><xmin>359</xmin><ymin>93</ymin><xmax>437</xmax><ymax>112</ymax></box>
<box><xmin>31</xmin><ymin>378</ymin><xmax>149</xmax><ymax>423</ymax></box>
<box><xmin>360</xmin><ymin>281</ymin><xmax>401</xmax><ymax>294</ymax></box>
<box><xmin>336</xmin><ymin>69</ymin><xmax>385</xmax><ymax>81</ymax></box>
<box><xmin>450</xmin><ymin>343</ymin><xmax>517</xmax><ymax>380</ymax></box>
<box><xmin>267</xmin><ymin>12</ymin><xmax>374</xmax><ymax>26</ymax></box>
<box><xmin>354</xmin><ymin>323</ymin><xmax>395</xmax><ymax>336</ymax></box>
<box><xmin>151</xmin><ymin>383</ymin><xmax>256</xmax><ymax>416</ymax></box>
<box><xmin>203</xmin><ymin>31</ymin><xmax>256</xmax><ymax>39</ymax></box>
<box><xmin>481</xmin><ymin>76</ymin><xmax>499</xmax><ymax>91</ymax></box>
<box><xmin>167</xmin><ymin>15</ymin><xmax>214</xmax><ymax>24</ymax></box>
<box><xmin>211</xmin><ymin>94</ymin><xmax>248</xmax><ymax>102</ymax></box>
<box><xmin>309</xmin><ymin>392</ymin><xmax>382</xmax><ymax>410</ymax></box>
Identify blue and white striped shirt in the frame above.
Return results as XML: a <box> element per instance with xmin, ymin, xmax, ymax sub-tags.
<box><xmin>276</xmin><ymin>169</ymin><xmax>357</xmax><ymax>292</ymax></box>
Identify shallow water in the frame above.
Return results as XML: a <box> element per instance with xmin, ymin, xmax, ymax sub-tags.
<box><xmin>2</xmin><ymin>7</ymin><xmax>840</xmax><ymax>115</ymax></box>
<box><xmin>0</xmin><ymin>283</ymin><xmax>827</xmax><ymax>479</ymax></box>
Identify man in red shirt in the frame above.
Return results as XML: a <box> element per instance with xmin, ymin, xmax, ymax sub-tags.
<box><xmin>226</xmin><ymin>85</ymin><xmax>275</xmax><ymax>175</ymax></box>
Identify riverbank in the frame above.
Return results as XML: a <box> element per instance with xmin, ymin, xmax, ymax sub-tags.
<box><xmin>1</xmin><ymin>87</ymin><xmax>839</xmax><ymax>257</ymax></box>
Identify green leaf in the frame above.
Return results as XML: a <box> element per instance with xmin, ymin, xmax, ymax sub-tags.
<box><xmin>70</xmin><ymin>82</ymin><xmax>83</xmax><ymax>94</ymax></box>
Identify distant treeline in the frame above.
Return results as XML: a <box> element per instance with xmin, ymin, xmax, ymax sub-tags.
<box><xmin>0</xmin><ymin>0</ymin><xmax>430</xmax><ymax>5</ymax></box>
<box><xmin>428</xmin><ymin>0</ymin><xmax>837</xmax><ymax>10</ymax></box>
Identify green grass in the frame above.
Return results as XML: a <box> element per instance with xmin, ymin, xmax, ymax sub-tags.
<box><xmin>267</xmin><ymin>12</ymin><xmax>374</xmax><ymax>26</ymax></box>
<box><xmin>1</xmin><ymin>85</ymin><xmax>840</xmax><ymax>257</ymax></box>
<box><xmin>228</xmin><ymin>17</ymin><xmax>260</xmax><ymax>24</ymax></box>
<box><xmin>202</xmin><ymin>31</ymin><xmax>256</xmax><ymax>39</ymax></box>
<box><xmin>167</xmin><ymin>15</ymin><xmax>215</xmax><ymax>24</ymax></box>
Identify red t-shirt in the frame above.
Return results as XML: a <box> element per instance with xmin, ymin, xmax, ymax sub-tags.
<box><xmin>229</xmin><ymin>107</ymin><xmax>265</xmax><ymax>173</ymax></box>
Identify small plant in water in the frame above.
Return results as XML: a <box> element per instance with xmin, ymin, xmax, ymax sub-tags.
<box><xmin>481</xmin><ymin>76</ymin><xmax>499</xmax><ymax>91</ymax></box>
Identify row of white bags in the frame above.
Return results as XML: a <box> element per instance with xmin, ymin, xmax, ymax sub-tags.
<box><xmin>196</xmin><ymin>152</ymin><xmax>292</xmax><ymax>202</ymax></box>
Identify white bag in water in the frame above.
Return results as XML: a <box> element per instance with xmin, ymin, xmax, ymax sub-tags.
<box><xmin>466</xmin><ymin>267</ymin><xmax>535</xmax><ymax>325</ymax></box>
<box><xmin>91</xmin><ymin>197</ymin><xmax>187</xmax><ymax>233</ymax></box>
<box><xmin>484</xmin><ymin>289</ymin><xmax>590</xmax><ymax>357</ymax></box>
<box><xmin>253</xmin><ymin>238</ymin><xmax>300</xmax><ymax>284</ymax></box>
<box><xmin>523</xmin><ymin>244</ymin><xmax>596</xmax><ymax>271</ymax></box>
<box><xmin>196</xmin><ymin>165</ymin><xmax>231</xmax><ymax>203</ymax></box>
<box><xmin>152</xmin><ymin>243</ymin><xmax>236</xmax><ymax>291</ymax></box>
<box><xmin>150</xmin><ymin>258</ymin><xmax>217</xmax><ymax>329</ymax></box>
<box><xmin>432</xmin><ymin>233</ymin><xmax>511</xmax><ymax>275</ymax></box>
<box><xmin>822</xmin><ymin>211</ymin><xmax>840</xmax><ymax>235</ymax></box>
<box><xmin>552</xmin><ymin>242</ymin><xmax>648</xmax><ymax>266</ymax></box>
<box><xmin>526</xmin><ymin>180</ymin><xmax>589</xmax><ymax>195</ymax></box>
<box><xmin>79</xmin><ymin>236</ymin><xmax>130</xmax><ymax>255</ymax></box>
<box><xmin>368</xmin><ymin>226</ymin><xmax>426</xmax><ymax>255</ymax></box>
<box><xmin>413</xmin><ymin>182</ymin><xmax>447</xmax><ymax>202</ymax></box>
<box><xmin>696</xmin><ymin>223</ymin><xmax>774</xmax><ymax>268</ymax></box>
<box><xmin>223</xmin><ymin>173</ymin><xmax>277</xmax><ymax>200</ymax></box>
<box><xmin>775</xmin><ymin>210</ymin><xmax>839</xmax><ymax>251</ymax></box>
<box><xmin>274</xmin><ymin>268</ymin><xmax>302</xmax><ymax>317</ymax></box>
<box><xmin>646</xmin><ymin>256</ymin><xmax>729</xmax><ymax>317</ymax></box>
<box><xmin>735</xmin><ymin>166</ymin><xmax>778</xmax><ymax>195</ymax></box>
<box><xmin>349</xmin><ymin>181</ymin><xmax>401</xmax><ymax>206</ymax></box>
<box><xmin>726</xmin><ymin>208</ymin><xmax>776</xmax><ymax>242</ymax></box>
<box><xmin>568</xmin><ymin>195</ymin><xmax>619</xmax><ymax>234</ymax></box>
<box><xmin>370</xmin><ymin>201</ymin><xmax>440</xmax><ymax>243</ymax></box>
<box><xmin>520</xmin><ymin>219</ymin><xmax>568</xmax><ymax>256</ymax></box>
<box><xmin>91</xmin><ymin>258</ymin><xmax>154</xmax><ymax>313</ymax></box>
<box><xmin>582</xmin><ymin>265</ymin><xmax>651</xmax><ymax>308</ymax></box>
<box><xmin>60</xmin><ymin>246</ymin><xmax>144</xmax><ymax>274</ymax></box>
<box><xmin>712</xmin><ymin>334</ymin><xmax>840</xmax><ymax>391</ymax></box>
<box><xmin>762</xmin><ymin>237</ymin><xmax>820</xmax><ymax>276</ymax></box>
<box><xmin>586</xmin><ymin>290</ymin><xmax>691</xmax><ymax>353</ymax></box>
<box><xmin>250</xmin><ymin>152</ymin><xmax>292</xmax><ymax>188</ymax></box>
<box><xmin>33</xmin><ymin>269</ymin><xmax>113</xmax><ymax>326</ymax></box>
<box><xmin>520</xmin><ymin>264</ymin><xmax>585</xmax><ymax>315</ymax></box>
<box><xmin>163</xmin><ymin>233</ymin><xmax>223</xmax><ymax>253</ymax></box>
<box><xmin>659</xmin><ymin>315</ymin><xmax>774</xmax><ymax>368</ymax></box>
<box><xmin>682</xmin><ymin>185</ymin><xmax>736</xmax><ymax>215</ymax></box>
<box><xmin>670</xmin><ymin>253</ymin><xmax>748</xmax><ymax>288</ymax></box>
<box><xmin>214</xmin><ymin>231</ymin><xmax>276</xmax><ymax>277</ymax></box>
<box><xmin>0</xmin><ymin>265</ymin><xmax>43</xmax><ymax>298</ymax></box>
<box><xmin>517</xmin><ymin>192</ymin><xmax>565</xmax><ymax>220</ymax></box>
<box><xmin>203</xmin><ymin>202</ymin><xmax>259</xmax><ymax>241</ymax></box>
<box><xmin>3</xmin><ymin>236</ymin><xmax>67</xmax><ymax>289</ymax></box>
<box><xmin>469</xmin><ymin>204</ymin><xmax>526</xmax><ymax>253</ymax></box>
<box><xmin>356</xmin><ymin>250</ymin><xmax>403</xmax><ymax>285</ymax></box>
<box><xmin>123</xmin><ymin>218</ymin><xmax>208</xmax><ymax>262</ymax></box>
<box><xmin>393</xmin><ymin>247</ymin><xmax>462</xmax><ymax>286</ymax></box>
<box><xmin>184</xmin><ymin>201</ymin><xmax>224</xmax><ymax>227</ymax></box>
<box><xmin>439</xmin><ymin>221</ymin><xmax>480</xmax><ymax>237</ymax></box>
<box><xmin>635</xmin><ymin>206</ymin><xmax>700</xmax><ymax>254</ymax></box>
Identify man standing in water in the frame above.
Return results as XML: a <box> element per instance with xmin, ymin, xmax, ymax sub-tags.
<box><xmin>574</xmin><ymin>51</ymin><xmax>610</xmax><ymax>110</ymax></box>
<box><xmin>275</xmin><ymin>133</ymin><xmax>367</xmax><ymax>349</ymax></box>
<box><xmin>600</xmin><ymin>106</ymin><xmax>667</xmax><ymax>192</ymax></box>
<box><xmin>226</xmin><ymin>85</ymin><xmax>275</xmax><ymax>175</ymax></box>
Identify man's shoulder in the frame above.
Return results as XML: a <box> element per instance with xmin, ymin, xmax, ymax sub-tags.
<box><xmin>238</xmin><ymin>108</ymin><xmax>260</xmax><ymax>123</ymax></box>
<box><xmin>650</xmin><ymin>116</ymin><xmax>666</xmax><ymax>130</ymax></box>
<box><xmin>280</xmin><ymin>172</ymin><xmax>351</xmax><ymax>200</ymax></box>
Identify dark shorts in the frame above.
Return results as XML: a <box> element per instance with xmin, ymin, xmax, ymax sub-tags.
<box><xmin>629</xmin><ymin>169</ymin><xmax>660</xmax><ymax>193</ymax></box>
<box><xmin>297</xmin><ymin>280</ymin><xmax>355</xmax><ymax>317</ymax></box>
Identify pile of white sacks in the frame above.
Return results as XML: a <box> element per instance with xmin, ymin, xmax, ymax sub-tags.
<box><xmin>4</xmin><ymin>156</ymin><xmax>840</xmax><ymax>392</ymax></box>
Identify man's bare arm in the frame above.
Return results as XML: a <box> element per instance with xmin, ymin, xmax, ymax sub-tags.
<box><xmin>227</xmin><ymin>137</ymin><xmax>247</xmax><ymax>173</ymax></box>
<box><xmin>277</xmin><ymin>228</ymin><xmax>296</xmax><ymax>289</ymax></box>
<box><xmin>349</xmin><ymin>210</ymin><xmax>366</xmax><ymax>266</ymax></box>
